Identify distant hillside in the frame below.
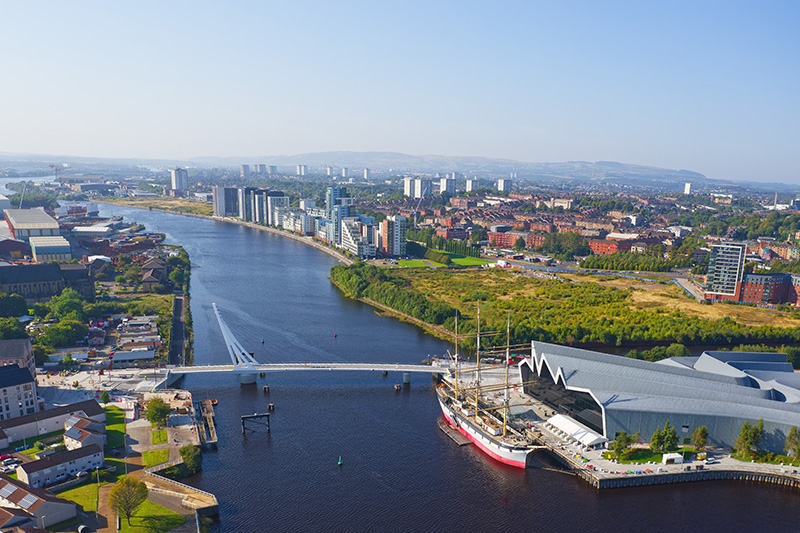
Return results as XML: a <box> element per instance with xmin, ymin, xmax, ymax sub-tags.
<box><xmin>1</xmin><ymin>150</ymin><xmax>796</xmax><ymax>194</ymax></box>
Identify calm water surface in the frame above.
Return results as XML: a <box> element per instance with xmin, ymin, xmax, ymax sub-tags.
<box><xmin>98</xmin><ymin>205</ymin><xmax>797</xmax><ymax>532</ymax></box>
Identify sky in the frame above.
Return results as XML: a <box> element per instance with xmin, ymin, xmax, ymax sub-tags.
<box><xmin>0</xmin><ymin>1</ymin><xmax>798</xmax><ymax>183</ymax></box>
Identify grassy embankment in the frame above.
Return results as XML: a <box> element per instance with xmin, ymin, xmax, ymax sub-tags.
<box><xmin>59</xmin><ymin>405</ymin><xmax>183</xmax><ymax>530</ymax></box>
<box><xmin>101</xmin><ymin>197</ymin><xmax>213</xmax><ymax>216</ymax></box>
<box><xmin>330</xmin><ymin>264</ymin><xmax>800</xmax><ymax>353</ymax></box>
<box><xmin>143</xmin><ymin>449</ymin><xmax>170</xmax><ymax>467</ymax></box>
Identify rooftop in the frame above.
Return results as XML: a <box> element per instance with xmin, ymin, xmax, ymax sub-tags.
<box><xmin>28</xmin><ymin>236</ymin><xmax>70</xmax><ymax>249</ymax></box>
<box><xmin>0</xmin><ymin>339</ymin><xmax>33</xmax><ymax>360</ymax></box>
<box><xmin>19</xmin><ymin>444</ymin><xmax>102</xmax><ymax>474</ymax></box>
<box><xmin>0</xmin><ymin>400</ymin><xmax>103</xmax><ymax>438</ymax></box>
<box><xmin>0</xmin><ymin>473</ymin><xmax>74</xmax><ymax>511</ymax></box>
<box><xmin>0</xmin><ymin>366</ymin><xmax>34</xmax><ymax>390</ymax></box>
<box><xmin>2</xmin><ymin>210</ymin><xmax>58</xmax><ymax>230</ymax></box>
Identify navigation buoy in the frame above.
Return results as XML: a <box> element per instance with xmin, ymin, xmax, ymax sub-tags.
<box><xmin>334</xmin><ymin>332</ymin><xmax>337</xmax><ymax>338</ymax></box>
<box><xmin>261</xmin><ymin>339</ymin><xmax>265</xmax><ymax>344</ymax></box>
<box><xmin>338</xmin><ymin>456</ymin><xmax>343</xmax><ymax>466</ymax></box>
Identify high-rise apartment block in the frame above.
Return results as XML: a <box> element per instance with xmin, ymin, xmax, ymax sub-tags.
<box><xmin>497</xmin><ymin>178</ymin><xmax>512</xmax><ymax>192</ymax></box>
<box><xmin>403</xmin><ymin>177</ymin><xmax>415</xmax><ymax>197</ymax></box>
<box><xmin>170</xmin><ymin>168</ymin><xmax>188</xmax><ymax>191</ymax></box>
<box><xmin>466</xmin><ymin>179</ymin><xmax>480</xmax><ymax>192</ymax></box>
<box><xmin>363</xmin><ymin>168</ymin><xmax>370</xmax><ymax>180</ymax></box>
<box><xmin>240</xmin><ymin>164</ymin><xmax>251</xmax><ymax>177</ymax></box>
<box><xmin>381</xmin><ymin>215</ymin><xmax>407</xmax><ymax>257</ymax></box>
<box><xmin>684</xmin><ymin>183</ymin><xmax>692</xmax><ymax>195</ymax></box>
<box><xmin>705</xmin><ymin>242</ymin><xmax>747</xmax><ymax>300</ymax></box>
<box><xmin>439</xmin><ymin>178</ymin><xmax>456</xmax><ymax>196</ymax></box>
<box><xmin>213</xmin><ymin>186</ymin><xmax>241</xmax><ymax>217</ymax></box>
<box><xmin>413</xmin><ymin>179</ymin><xmax>432</xmax><ymax>198</ymax></box>
<box><xmin>296</xmin><ymin>165</ymin><xmax>306</xmax><ymax>176</ymax></box>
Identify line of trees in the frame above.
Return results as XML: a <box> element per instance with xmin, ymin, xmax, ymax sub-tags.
<box><xmin>330</xmin><ymin>264</ymin><xmax>457</xmax><ymax>326</ymax></box>
<box><xmin>407</xmin><ymin>228</ymin><xmax>480</xmax><ymax>258</ymax></box>
<box><xmin>580</xmin><ymin>251</ymin><xmax>692</xmax><ymax>272</ymax></box>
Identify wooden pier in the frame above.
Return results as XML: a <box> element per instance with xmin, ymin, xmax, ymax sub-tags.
<box><xmin>197</xmin><ymin>400</ymin><xmax>218</xmax><ymax>447</ymax></box>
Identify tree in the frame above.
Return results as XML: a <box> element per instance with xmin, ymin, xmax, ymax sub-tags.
<box><xmin>47</xmin><ymin>288</ymin><xmax>85</xmax><ymax>321</ymax></box>
<box><xmin>610</xmin><ymin>431</ymin><xmax>640</xmax><ymax>460</ymax></box>
<box><xmin>144</xmin><ymin>397</ymin><xmax>171</xmax><ymax>429</ymax></box>
<box><xmin>109</xmin><ymin>475</ymin><xmax>148</xmax><ymax>526</ymax></box>
<box><xmin>650</xmin><ymin>426</ymin><xmax>663</xmax><ymax>453</ymax></box>
<box><xmin>514</xmin><ymin>236</ymin><xmax>526</xmax><ymax>251</ymax></box>
<box><xmin>692</xmin><ymin>426</ymin><xmax>709</xmax><ymax>453</ymax></box>
<box><xmin>100</xmin><ymin>390</ymin><xmax>111</xmax><ymax>405</ymax></box>
<box><xmin>0</xmin><ymin>318</ymin><xmax>27</xmax><ymax>340</ymax></box>
<box><xmin>169</xmin><ymin>270</ymin><xmax>185</xmax><ymax>286</ymax></box>
<box><xmin>785</xmin><ymin>426</ymin><xmax>799</xmax><ymax>456</ymax></box>
<box><xmin>180</xmin><ymin>445</ymin><xmax>202</xmax><ymax>475</ymax></box>
<box><xmin>735</xmin><ymin>419</ymin><xmax>764</xmax><ymax>459</ymax></box>
<box><xmin>662</xmin><ymin>420</ymin><xmax>678</xmax><ymax>451</ymax></box>
<box><xmin>0</xmin><ymin>292</ymin><xmax>27</xmax><ymax>318</ymax></box>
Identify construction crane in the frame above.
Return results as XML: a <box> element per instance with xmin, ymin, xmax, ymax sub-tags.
<box><xmin>49</xmin><ymin>163</ymin><xmax>63</xmax><ymax>181</ymax></box>
<box><xmin>413</xmin><ymin>195</ymin><xmax>425</xmax><ymax>228</ymax></box>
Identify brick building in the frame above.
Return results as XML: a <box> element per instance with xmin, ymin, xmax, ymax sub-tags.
<box><xmin>588</xmin><ymin>240</ymin><xmax>633</xmax><ymax>255</ymax></box>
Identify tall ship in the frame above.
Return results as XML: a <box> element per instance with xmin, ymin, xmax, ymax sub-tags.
<box><xmin>437</xmin><ymin>311</ymin><xmax>536</xmax><ymax>468</ymax></box>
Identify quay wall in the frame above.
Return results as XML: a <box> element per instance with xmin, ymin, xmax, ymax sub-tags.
<box><xmin>533</xmin><ymin>436</ymin><xmax>800</xmax><ymax>491</ymax></box>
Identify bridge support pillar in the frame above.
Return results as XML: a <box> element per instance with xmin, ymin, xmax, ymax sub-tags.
<box><xmin>403</xmin><ymin>372</ymin><xmax>411</xmax><ymax>385</ymax></box>
<box><xmin>240</xmin><ymin>373</ymin><xmax>257</xmax><ymax>385</ymax></box>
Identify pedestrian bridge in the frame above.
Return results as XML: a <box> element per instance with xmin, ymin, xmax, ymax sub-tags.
<box><xmin>166</xmin><ymin>304</ymin><xmax>453</xmax><ymax>385</ymax></box>
<box><xmin>171</xmin><ymin>363</ymin><xmax>450</xmax><ymax>374</ymax></box>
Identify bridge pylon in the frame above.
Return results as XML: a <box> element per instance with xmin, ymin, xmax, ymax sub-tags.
<box><xmin>212</xmin><ymin>303</ymin><xmax>260</xmax><ymax>384</ymax></box>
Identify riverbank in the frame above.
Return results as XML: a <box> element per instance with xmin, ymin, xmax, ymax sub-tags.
<box><xmin>94</xmin><ymin>200</ymin><xmax>354</xmax><ymax>266</ymax></box>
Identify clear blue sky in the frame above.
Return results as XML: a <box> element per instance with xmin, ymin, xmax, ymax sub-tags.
<box><xmin>1</xmin><ymin>1</ymin><xmax>797</xmax><ymax>183</ymax></box>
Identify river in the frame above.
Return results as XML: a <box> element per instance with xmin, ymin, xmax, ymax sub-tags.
<box><xmin>95</xmin><ymin>204</ymin><xmax>796</xmax><ymax>532</ymax></box>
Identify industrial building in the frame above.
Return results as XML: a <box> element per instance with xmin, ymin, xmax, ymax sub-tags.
<box><xmin>520</xmin><ymin>342</ymin><xmax>800</xmax><ymax>453</ymax></box>
<box><xmin>2</xmin><ymin>209</ymin><xmax>59</xmax><ymax>243</ymax></box>
<box><xmin>28</xmin><ymin>236</ymin><xmax>71</xmax><ymax>262</ymax></box>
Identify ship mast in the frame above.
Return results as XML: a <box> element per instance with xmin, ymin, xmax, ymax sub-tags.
<box><xmin>503</xmin><ymin>312</ymin><xmax>510</xmax><ymax>437</ymax></box>
<box><xmin>474</xmin><ymin>305</ymin><xmax>481</xmax><ymax>413</ymax></box>
<box><xmin>454</xmin><ymin>312</ymin><xmax>459</xmax><ymax>399</ymax></box>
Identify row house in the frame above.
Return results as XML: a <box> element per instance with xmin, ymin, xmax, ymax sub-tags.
<box><xmin>16</xmin><ymin>444</ymin><xmax>104</xmax><ymax>488</ymax></box>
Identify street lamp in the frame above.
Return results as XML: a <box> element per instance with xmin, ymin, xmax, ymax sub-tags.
<box><xmin>95</xmin><ymin>466</ymin><xmax>101</xmax><ymax>522</ymax></box>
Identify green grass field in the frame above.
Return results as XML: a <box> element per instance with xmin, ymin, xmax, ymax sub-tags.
<box><xmin>152</xmin><ymin>429</ymin><xmax>167</xmax><ymax>445</ymax></box>
<box><xmin>6</xmin><ymin>430</ymin><xmax>64</xmax><ymax>452</ymax></box>
<box><xmin>105</xmin><ymin>405</ymin><xmax>125</xmax><ymax>448</ymax></box>
<box><xmin>397</xmin><ymin>259</ymin><xmax>429</xmax><ymax>267</ymax></box>
<box><xmin>450</xmin><ymin>256</ymin><xmax>493</xmax><ymax>266</ymax></box>
<box><xmin>58</xmin><ymin>481</ymin><xmax>99</xmax><ymax>512</ymax></box>
<box><xmin>118</xmin><ymin>500</ymin><xmax>186</xmax><ymax>533</ymax></box>
<box><xmin>603</xmin><ymin>447</ymin><xmax>694</xmax><ymax>464</ymax></box>
<box><xmin>143</xmin><ymin>449</ymin><xmax>170</xmax><ymax>468</ymax></box>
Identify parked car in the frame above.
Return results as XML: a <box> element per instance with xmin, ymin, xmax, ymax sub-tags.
<box><xmin>0</xmin><ymin>454</ymin><xmax>11</xmax><ymax>461</ymax></box>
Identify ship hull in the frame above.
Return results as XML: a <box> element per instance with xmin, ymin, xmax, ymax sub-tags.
<box><xmin>438</xmin><ymin>393</ymin><xmax>530</xmax><ymax>468</ymax></box>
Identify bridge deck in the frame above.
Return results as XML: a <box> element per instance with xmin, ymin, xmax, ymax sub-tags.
<box><xmin>170</xmin><ymin>362</ymin><xmax>451</xmax><ymax>374</ymax></box>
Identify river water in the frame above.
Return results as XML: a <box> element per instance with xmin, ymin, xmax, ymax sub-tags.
<box><xmin>94</xmin><ymin>204</ymin><xmax>796</xmax><ymax>532</ymax></box>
